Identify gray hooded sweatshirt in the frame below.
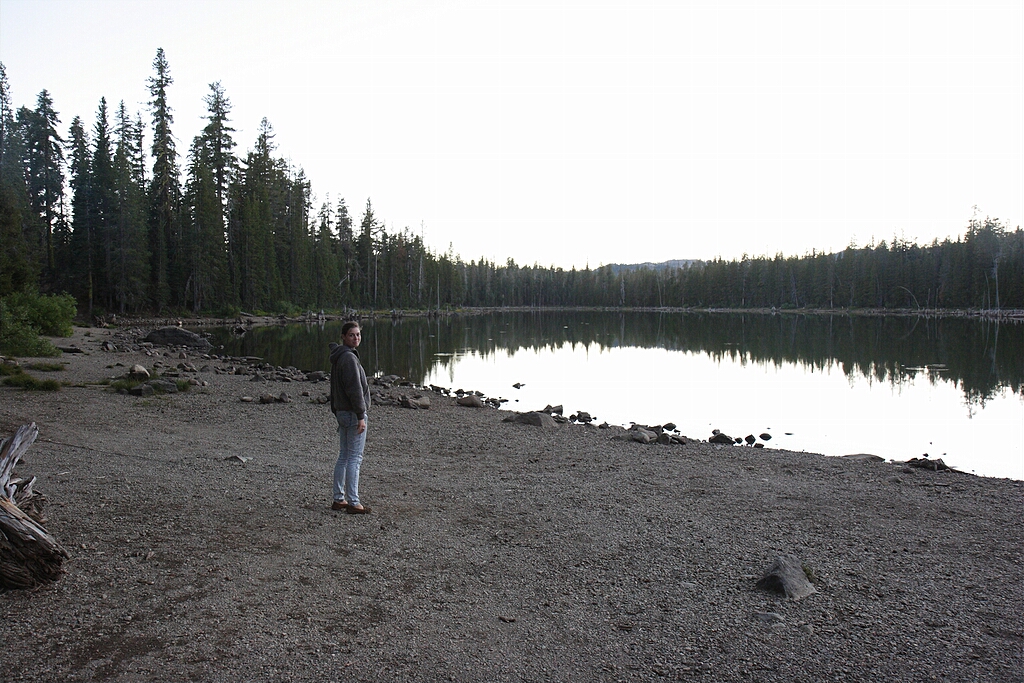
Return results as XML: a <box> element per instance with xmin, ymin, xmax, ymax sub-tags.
<box><xmin>329</xmin><ymin>342</ymin><xmax>369</xmax><ymax>419</ymax></box>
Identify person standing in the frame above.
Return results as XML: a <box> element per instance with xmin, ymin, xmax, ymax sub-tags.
<box><xmin>329</xmin><ymin>321</ymin><xmax>371</xmax><ymax>514</ymax></box>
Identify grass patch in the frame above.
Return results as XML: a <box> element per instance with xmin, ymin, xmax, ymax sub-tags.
<box><xmin>0</xmin><ymin>363</ymin><xmax>21</xmax><ymax>377</ymax></box>
<box><xmin>26</xmin><ymin>362</ymin><xmax>65</xmax><ymax>372</ymax></box>
<box><xmin>2</xmin><ymin>371</ymin><xmax>61</xmax><ymax>391</ymax></box>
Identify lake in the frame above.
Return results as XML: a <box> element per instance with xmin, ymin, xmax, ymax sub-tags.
<box><xmin>207</xmin><ymin>311</ymin><xmax>1024</xmax><ymax>480</ymax></box>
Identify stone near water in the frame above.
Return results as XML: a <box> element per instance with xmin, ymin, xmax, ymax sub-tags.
<box><xmin>709</xmin><ymin>432</ymin><xmax>735</xmax><ymax>445</ymax></box>
<box><xmin>842</xmin><ymin>453</ymin><xmax>884</xmax><ymax>463</ymax></box>
<box><xmin>759</xmin><ymin>433</ymin><xmax>772</xmax><ymax>441</ymax></box>
<box><xmin>457</xmin><ymin>395</ymin><xmax>484</xmax><ymax>408</ymax></box>
<box><xmin>504</xmin><ymin>412</ymin><xmax>558</xmax><ymax>429</ymax></box>
<box><xmin>143</xmin><ymin>327</ymin><xmax>212</xmax><ymax>349</ymax></box>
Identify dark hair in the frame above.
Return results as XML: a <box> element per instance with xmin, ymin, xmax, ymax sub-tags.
<box><xmin>341</xmin><ymin>321</ymin><xmax>360</xmax><ymax>336</ymax></box>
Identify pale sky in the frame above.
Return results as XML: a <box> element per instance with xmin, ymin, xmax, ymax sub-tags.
<box><xmin>1</xmin><ymin>0</ymin><xmax>1021</xmax><ymax>269</ymax></box>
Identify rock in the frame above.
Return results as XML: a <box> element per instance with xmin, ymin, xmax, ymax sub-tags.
<box><xmin>307</xmin><ymin>371</ymin><xmax>327</xmax><ymax>382</ymax></box>
<box><xmin>632</xmin><ymin>428</ymin><xmax>657</xmax><ymax>444</ymax></box>
<box><xmin>656</xmin><ymin>432</ymin><xmax>672</xmax><ymax>445</ymax></box>
<box><xmin>240</xmin><ymin>396</ymin><xmax>254</xmax><ymax>402</ymax></box>
<box><xmin>129</xmin><ymin>364</ymin><xmax>150</xmax><ymax>380</ymax></box>
<box><xmin>842</xmin><ymin>453</ymin><xmax>884</xmax><ymax>462</ymax></box>
<box><xmin>759</xmin><ymin>432</ymin><xmax>772</xmax><ymax>441</ymax></box>
<box><xmin>906</xmin><ymin>456</ymin><xmax>951</xmax><ymax>471</ymax></box>
<box><xmin>576</xmin><ymin>411</ymin><xmax>593</xmax><ymax>424</ymax></box>
<box><xmin>512</xmin><ymin>382</ymin><xmax>524</xmax><ymax>389</ymax></box>
<box><xmin>663</xmin><ymin>422</ymin><xmax>677</xmax><ymax>431</ymax></box>
<box><xmin>541</xmin><ymin>404</ymin><xmax>563</xmax><ymax>415</ymax></box>
<box><xmin>505</xmin><ymin>412</ymin><xmax>559</xmax><ymax>429</ymax></box>
<box><xmin>755</xmin><ymin>612</ymin><xmax>785</xmax><ymax>624</ymax></box>
<box><xmin>755</xmin><ymin>554</ymin><xmax>817</xmax><ymax>601</ymax></box>
<box><xmin>148</xmin><ymin>379</ymin><xmax>178</xmax><ymax>393</ymax></box>
<box><xmin>709</xmin><ymin>432</ymin><xmax>735</xmax><ymax>445</ymax></box>
<box><xmin>259</xmin><ymin>394</ymin><xmax>276</xmax><ymax>404</ymax></box>
<box><xmin>143</xmin><ymin>327</ymin><xmax>212</xmax><ymax>349</ymax></box>
<box><xmin>457</xmin><ymin>395</ymin><xmax>484</xmax><ymax>408</ymax></box>
<box><xmin>224</xmin><ymin>455</ymin><xmax>250</xmax><ymax>463</ymax></box>
<box><xmin>745</xmin><ymin>434</ymin><xmax>756</xmax><ymax>445</ymax></box>
<box><xmin>753</xmin><ymin>442</ymin><xmax>764</xmax><ymax>448</ymax></box>
<box><xmin>401</xmin><ymin>395</ymin><xmax>431</xmax><ymax>409</ymax></box>
<box><xmin>278</xmin><ymin>392</ymin><xmax>291</xmax><ymax>403</ymax></box>
<box><xmin>128</xmin><ymin>383</ymin><xmax>154</xmax><ymax>397</ymax></box>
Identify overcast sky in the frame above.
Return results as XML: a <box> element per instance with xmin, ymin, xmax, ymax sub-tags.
<box><xmin>1</xmin><ymin>0</ymin><xmax>1020</xmax><ymax>269</ymax></box>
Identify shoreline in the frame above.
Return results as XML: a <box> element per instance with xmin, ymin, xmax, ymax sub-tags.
<box><xmin>0</xmin><ymin>326</ymin><xmax>1021</xmax><ymax>681</ymax></box>
<box><xmin>92</xmin><ymin>305</ymin><xmax>1024</xmax><ymax>330</ymax></box>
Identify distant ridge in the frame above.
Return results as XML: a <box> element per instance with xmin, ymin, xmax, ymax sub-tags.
<box><xmin>603</xmin><ymin>259</ymin><xmax>702</xmax><ymax>274</ymax></box>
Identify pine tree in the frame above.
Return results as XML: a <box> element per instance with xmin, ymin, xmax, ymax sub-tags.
<box><xmin>21</xmin><ymin>90</ymin><xmax>64</xmax><ymax>287</ymax></box>
<box><xmin>0</xmin><ymin>63</ymin><xmax>37</xmax><ymax>295</ymax></box>
<box><xmin>111</xmin><ymin>101</ymin><xmax>149</xmax><ymax>312</ymax></box>
<box><xmin>63</xmin><ymin>115</ymin><xmax>90</xmax><ymax>301</ymax></box>
<box><xmin>89</xmin><ymin>98</ymin><xmax>116</xmax><ymax>313</ymax></box>
<box><xmin>147</xmin><ymin>48</ymin><xmax>181</xmax><ymax>310</ymax></box>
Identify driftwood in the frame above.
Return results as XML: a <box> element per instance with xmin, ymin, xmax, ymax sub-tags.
<box><xmin>0</xmin><ymin>423</ymin><xmax>69</xmax><ymax>590</ymax></box>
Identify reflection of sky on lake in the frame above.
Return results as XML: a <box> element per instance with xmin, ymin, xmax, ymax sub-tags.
<box><xmin>424</xmin><ymin>343</ymin><xmax>1023</xmax><ymax>481</ymax></box>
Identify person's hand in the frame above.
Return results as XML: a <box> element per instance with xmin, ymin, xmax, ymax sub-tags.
<box><xmin>357</xmin><ymin>418</ymin><xmax>366</xmax><ymax>434</ymax></box>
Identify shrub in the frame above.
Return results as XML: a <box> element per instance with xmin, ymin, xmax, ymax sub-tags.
<box><xmin>26</xmin><ymin>362</ymin><xmax>64</xmax><ymax>372</ymax></box>
<box><xmin>0</xmin><ymin>291</ymin><xmax>76</xmax><ymax>357</ymax></box>
<box><xmin>0</xmin><ymin>368</ymin><xmax>61</xmax><ymax>389</ymax></box>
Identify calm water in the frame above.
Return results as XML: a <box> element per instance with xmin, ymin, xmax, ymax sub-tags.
<box><xmin>207</xmin><ymin>312</ymin><xmax>1024</xmax><ymax>480</ymax></box>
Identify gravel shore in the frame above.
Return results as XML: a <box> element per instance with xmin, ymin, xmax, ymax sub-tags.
<box><xmin>1</xmin><ymin>326</ymin><xmax>1021</xmax><ymax>682</ymax></box>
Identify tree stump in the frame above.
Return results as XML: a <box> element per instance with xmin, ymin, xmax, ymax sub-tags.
<box><xmin>0</xmin><ymin>423</ymin><xmax>69</xmax><ymax>590</ymax></box>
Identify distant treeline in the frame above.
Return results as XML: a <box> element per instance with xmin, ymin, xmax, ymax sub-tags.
<box><xmin>2</xmin><ymin>52</ymin><xmax>1022</xmax><ymax>315</ymax></box>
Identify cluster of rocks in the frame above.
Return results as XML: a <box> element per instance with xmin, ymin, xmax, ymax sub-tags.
<box><xmin>610</xmin><ymin>422</ymin><xmax>690</xmax><ymax>445</ymax></box>
<box><xmin>708</xmin><ymin>429</ymin><xmax>773</xmax><ymax>448</ymax></box>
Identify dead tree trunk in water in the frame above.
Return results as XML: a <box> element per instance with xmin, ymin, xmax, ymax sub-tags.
<box><xmin>0</xmin><ymin>423</ymin><xmax>69</xmax><ymax>589</ymax></box>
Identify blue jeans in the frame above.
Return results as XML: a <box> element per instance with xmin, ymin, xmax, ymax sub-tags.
<box><xmin>334</xmin><ymin>411</ymin><xmax>367</xmax><ymax>506</ymax></box>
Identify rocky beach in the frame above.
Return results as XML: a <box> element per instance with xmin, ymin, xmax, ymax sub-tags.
<box><xmin>0</xmin><ymin>325</ymin><xmax>1021</xmax><ymax>682</ymax></box>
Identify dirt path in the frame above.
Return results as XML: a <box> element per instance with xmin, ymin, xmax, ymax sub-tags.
<box><xmin>0</xmin><ymin>326</ymin><xmax>1021</xmax><ymax>682</ymax></box>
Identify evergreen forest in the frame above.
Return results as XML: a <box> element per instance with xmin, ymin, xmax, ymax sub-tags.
<box><xmin>1</xmin><ymin>52</ymin><xmax>1022</xmax><ymax>317</ymax></box>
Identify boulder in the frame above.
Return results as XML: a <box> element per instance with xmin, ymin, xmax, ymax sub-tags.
<box><xmin>755</xmin><ymin>555</ymin><xmax>817</xmax><ymax>601</ymax></box>
<box><xmin>128</xmin><ymin>383</ymin><xmax>154</xmax><ymax>397</ymax></box>
<box><xmin>759</xmin><ymin>432</ymin><xmax>772</xmax><ymax>441</ymax></box>
<box><xmin>401</xmin><ymin>394</ymin><xmax>431</xmax><ymax>409</ymax></box>
<box><xmin>143</xmin><ymin>327</ymin><xmax>212</xmax><ymax>349</ymax></box>
<box><xmin>576</xmin><ymin>411</ymin><xmax>593</xmax><ymax>424</ymax></box>
<box><xmin>541</xmin><ymin>404</ymin><xmax>563</xmax><ymax>415</ymax></box>
<box><xmin>129</xmin><ymin>364</ymin><xmax>150</xmax><ymax>380</ymax></box>
<box><xmin>906</xmin><ymin>456</ymin><xmax>951</xmax><ymax>471</ymax></box>
<box><xmin>457</xmin><ymin>395</ymin><xmax>484</xmax><ymax>408</ymax></box>
<box><xmin>709</xmin><ymin>432</ymin><xmax>735</xmax><ymax>445</ymax></box>
<box><xmin>147</xmin><ymin>379</ymin><xmax>179</xmax><ymax>394</ymax></box>
<box><xmin>632</xmin><ymin>428</ymin><xmax>658</xmax><ymax>444</ymax></box>
<box><xmin>504</xmin><ymin>412</ymin><xmax>559</xmax><ymax>429</ymax></box>
<box><xmin>842</xmin><ymin>453</ymin><xmax>884</xmax><ymax>463</ymax></box>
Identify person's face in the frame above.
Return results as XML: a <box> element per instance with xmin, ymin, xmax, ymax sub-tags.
<box><xmin>343</xmin><ymin>327</ymin><xmax>361</xmax><ymax>348</ymax></box>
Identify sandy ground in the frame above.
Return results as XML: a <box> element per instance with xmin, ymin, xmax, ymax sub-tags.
<box><xmin>0</xmin><ymin>325</ymin><xmax>1022</xmax><ymax>683</ymax></box>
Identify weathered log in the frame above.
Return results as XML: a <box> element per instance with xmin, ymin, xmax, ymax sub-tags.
<box><xmin>0</xmin><ymin>423</ymin><xmax>69</xmax><ymax>590</ymax></box>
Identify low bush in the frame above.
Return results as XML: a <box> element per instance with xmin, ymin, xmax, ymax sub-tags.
<box><xmin>0</xmin><ymin>291</ymin><xmax>76</xmax><ymax>357</ymax></box>
<box><xmin>2</xmin><ymin>373</ymin><xmax>61</xmax><ymax>391</ymax></box>
<box><xmin>26</xmin><ymin>362</ymin><xmax>65</xmax><ymax>372</ymax></box>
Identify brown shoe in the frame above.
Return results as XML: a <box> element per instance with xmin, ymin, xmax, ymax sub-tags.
<box><xmin>331</xmin><ymin>500</ymin><xmax>349</xmax><ymax>511</ymax></box>
<box><xmin>345</xmin><ymin>504</ymin><xmax>371</xmax><ymax>515</ymax></box>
